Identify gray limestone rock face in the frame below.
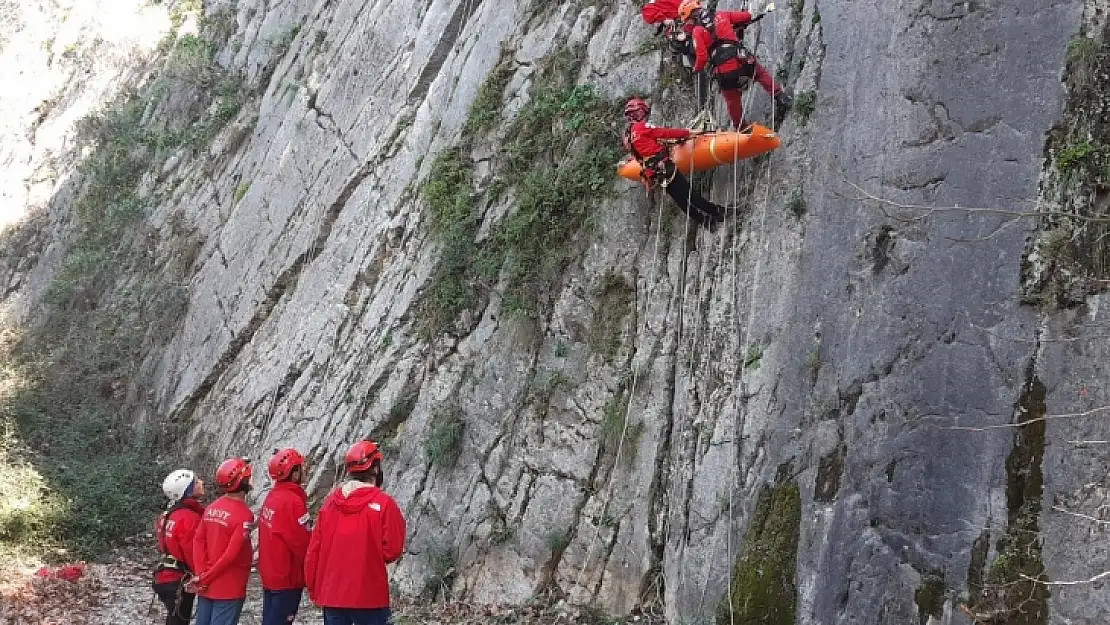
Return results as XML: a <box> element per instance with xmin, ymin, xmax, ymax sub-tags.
<box><xmin>0</xmin><ymin>0</ymin><xmax>1095</xmax><ymax>622</ymax></box>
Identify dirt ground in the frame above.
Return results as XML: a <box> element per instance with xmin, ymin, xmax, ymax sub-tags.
<box><xmin>0</xmin><ymin>537</ymin><xmax>663</xmax><ymax>625</ymax></box>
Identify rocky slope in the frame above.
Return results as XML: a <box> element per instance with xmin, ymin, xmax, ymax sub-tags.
<box><xmin>2</xmin><ymin>0</ymin><xmax>1105</xmax><ymax>623</ymax></box>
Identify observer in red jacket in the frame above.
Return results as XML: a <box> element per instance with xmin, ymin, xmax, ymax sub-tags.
<box><xmin>153</xmin><ymin>469</ymin><xmax>206</xmax><ymax>625</ymax></box>
<box><xmin>259</xmin><ymin>448</ymin><xmax>312</xmax><ymax>625</ymax></box>
<box><xmin>305</xmin><ymin>440</ymin><xmax>406</xmax><ymax>625</ymax></box>
<box><xmin>192</xmin><ymin>457</ymin><xmax>256</xmax><ymax>625</ymax></box>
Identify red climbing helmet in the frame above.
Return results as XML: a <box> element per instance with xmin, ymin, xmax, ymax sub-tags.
<box><xmin>345</xmin><ymin>440</ymin><xmax>383</xmax><ymax>473</ymax></box>
<box><xmin>624</xmin><ymin>97</ymin><xmax>651</xmax><ymax>121</ymax></box>
<box><xmin>215</xmin><ymin>457</ymin><xmax>253</xmax><ymax>491</ymax></box>
<box><xmin>267</xmin><ymin>448</ymin><xmax>305</xmax><ymax>481</ymax></box>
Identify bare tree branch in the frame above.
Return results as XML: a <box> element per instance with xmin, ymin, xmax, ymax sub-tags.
<box><xmin>1020</xmin><ymin>570</ymin><xmax>1110</xmax><ymax>586</ymax></box>
<box><xmin>1069</xmin><ymin>440</ymin><xmax>1110</xmax><ymax>446</ymax></box>
<box><xmin>842</xmin><ymin>179</ymin><xmax>1110</xmax><ymax>223</ymax></box>
<box><xmin>935</xmin><ymin>405</ymin><xmax>1110</xmax><ymax>432</ymax></box>
<box><xmin>1051</xmin><ymin>505</ymin><xmax>1110</xmax><ymax>525</ymax></box>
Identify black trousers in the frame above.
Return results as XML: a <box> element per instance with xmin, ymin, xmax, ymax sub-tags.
<box><xmin>660</xmin><ymin>163</ymin><xmax>724</xmax><ymax>226</ymax></box>
<box><xmin>153</xmin><ymin>580</ymin><xmax>196</xmax><ymax>625</ymax></box>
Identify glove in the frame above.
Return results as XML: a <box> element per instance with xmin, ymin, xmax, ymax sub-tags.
<box><xmin>752</xmin><ymin>12</ymin><xmax>767</xmax><ymax>21</ymax></box>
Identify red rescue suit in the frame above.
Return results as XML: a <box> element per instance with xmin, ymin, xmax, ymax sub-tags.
<box><xmin>258</xmin><ymin>481</ymin><xmax>312</xmax><ymax>591</ymax></box>
<box><xmin>192</xmin><ymin>495</ymin><xmax>255</xmax><ymax>600</ymax></box>
<box><xmin>691</xmin><ymin>11</ymin><xmax>781</xmax><ymax>127</ymax></box>
<box><xmin>304</xmin><ymin>483</ymin><xmax>406</xmax><ymax>609</ymax></box>
<box><xmin>153</xmin><ymin>498</ymin><xmax>205</xmax><ymax>584</ymax></box>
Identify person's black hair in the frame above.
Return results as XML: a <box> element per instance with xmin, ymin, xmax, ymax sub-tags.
<box><xmin>225</xmin><ymin>480</ymin><xmax>252</xmax><ymax>494</ymax></box>
<box><xmin>280</xmin><ymin>465</ymin><xmax>303</xmax><ymax>483</ymax></box>
<box><xmin>349</xmin><ymin>460</ymin><xmax>383</xmax><ymax>487</ymax></box>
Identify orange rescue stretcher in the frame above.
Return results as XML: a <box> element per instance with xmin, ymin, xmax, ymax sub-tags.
<box><xmin>616</xmin><ymin>123</ymin><xmax>781</xmax><ymax>182</ymax></box>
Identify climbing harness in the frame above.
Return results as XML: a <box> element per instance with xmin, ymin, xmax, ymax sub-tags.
<box><xmin>153</xmin><ymin>500</ymin><xmax>198</xmax><ymax>622</ymax></box>
<box><xmin>623</xmin><ymin>124</ymin><xmax>681</xmax><ymax>192</ymax></box>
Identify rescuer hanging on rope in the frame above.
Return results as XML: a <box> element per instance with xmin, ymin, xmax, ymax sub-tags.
<box><xmin>622</xmin><ymin>97</ymin><xmax>726</xmax><ymax>230</ymax></box>
<box><xmin>680</xmin><ymin>0</ymin><xmax>793</xmax><ymax>129</ymax></box>
<box><xmin>641</xmin><ymin>0</ymin><xmax>695</xmax><ymax>67</ymax></box>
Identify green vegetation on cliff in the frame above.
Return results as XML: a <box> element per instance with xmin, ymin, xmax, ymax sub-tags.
<box><xmin>419</xmin><ymin>45</ymin><xmax>623</xmax><ymax>337</ymax></box>
<box><xmin>0</xmin><ymin>6</ymin><xmax>250</xmax><ymax>561</ymax></box>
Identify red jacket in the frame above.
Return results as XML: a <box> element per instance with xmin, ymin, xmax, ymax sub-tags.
<box><xmin>305</xmin><ymin>483</ymin><xmax>406</xmax><ymax>609</ymax></box>
<box><xmin>624</xmin><ymin>120</ymin><xmax>691</xmax><ymax>162</ymax></box>
<box><xmin>153</xmin><ymin>498</ymin><xmax>205</xmax><ymax>584</ymax></box>
<box><xmin>692</xmin><ymin>11</ymin><xmax>755</xmax><ymax>74</ymax></box>
<box><xmin>192</xmin><ymin>495</ymin><xmax>254</xmax><ymax>600</ymax></box>
<box><xmin>641</xmin><ymin>0</ymin><xmax>681</xmax><ymax>23</ymax></box>
<box><xmin>258</xmin><ymin>481</ymin><xmax>312</xmax><ymax>590</ymax></box>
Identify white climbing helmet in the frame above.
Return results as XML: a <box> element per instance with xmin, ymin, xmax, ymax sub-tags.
<box><xmin>162</xmin><ymin>469</ymin><xmax>196</xmax><ymax>502</ymax></box>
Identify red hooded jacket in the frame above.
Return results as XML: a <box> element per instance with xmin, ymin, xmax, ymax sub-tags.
<box><xmin>691</xmin><ymin>11</ymin><xmax>755</xmax><ymax>74</ymax></box>
<box><xmin>258</xmin><ymin>481</ymin><xmax>312</xmax><ymax>590</ymax></box>
<box><xmin>304</xmin><ymin>483</ymin><xmax>406</xmax><ymax>609</ymax></box>
<box><xmin>153</xmin><ymin>498</ymin><xmax>205</xmax><ymax>584</ymax></box>
<box><xmin>192</xmin><ymin>495</ymin><xmax>254</xmax><ymax>600</ymax></box>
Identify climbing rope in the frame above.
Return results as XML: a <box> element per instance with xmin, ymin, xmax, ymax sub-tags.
<box><xmin>571</xmin><ymin>109</ymin><xmax>683</xmax><ymax>598</ymax></box>
<box><xmin>575</xmin><ymin>1</ymin><xmax>785</xmax><ymax>607</ymax></box>
<box><xmin>719</xmin><ymin>2</ymin><xmax>780</xmax><ymax>622</ymax></box>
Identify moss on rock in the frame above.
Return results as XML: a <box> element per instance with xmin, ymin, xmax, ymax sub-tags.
<box><xmin>716</xmin><ymin>483</ymin><xmax>801</xmax><ymax>625</ymax></box>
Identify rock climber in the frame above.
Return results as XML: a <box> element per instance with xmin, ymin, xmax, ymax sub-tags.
<box><xmin>258</xmin><ymin>449</ymin><xmax>312</xmax><ymax>625</ymax></box>
<box><xmin>153</xmin><ymin>469</ymin><xmax>206</xmax><ymax>625</ymax></box>
<box><xmin>191</xmin><ymin>457</ymin><xmax>255</xmax><ymax>625</ymax></box>
<box><xmin>305</xmin><ymin>440</ymin><xmax>406</xmax><ymax>625</ymax></box>
<box><xmin>679</xmin><ymin>0</ymin><xmax>793</xmax><ymax>128</ymax></box>
<box><xmin>641</xmin><ymin>0</ymin><xmax>695</xmax><ymax>66</ymax></box>
<box><xmin>622</xmin><ymin>97</ymin><xmax>726</xmax><ymax>229</ymax></box>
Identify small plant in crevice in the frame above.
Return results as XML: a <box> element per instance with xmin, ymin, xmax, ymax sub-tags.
<box><xmin>602</xmin><ymin>394</ymin><xmax>628</xmax><ymax>448</ymax></box>
<box><xmin>233</xmin><ymin>182</ymin><xmax>250</xmax><ymax>203</ymax></box>
<box><xmin>744</xmin><ymin>344</ymin><xmax>764</xmax><ymax>370</ymax></box>
<box><xmin>787</xmin><ymin>186</ymin><xmax>807</xmax><ymax>216</ymax></box>
<box><xmin>388</xmin><ymin>391</ymin><xmax>418</xmax><ymax>422</ymax></box>
<box><xmin>914</xmin><ymin>573</ymin><xmax>945</xmax><ymax>625</ymax></box>
<box><xmin>545</xmin><ymin>529</ymin><xmax>571</xmax><ymax>554</ymax></box>
<box><xmin>589</xmin><ymin>271</ymin><xmax>635</xmax><ymax>363</ymax></box>
<box><xmin>792</xmin><ymin>90</ymin><xmax>817</xmax><ymax>127</ymax></box>
<box><xmin>416</xmin><ymin>146</ymin><xmax>491</xmax><ymax>338</ymax></box>
<box><xmin>463</xmin><ymin>50</ymin><xmax>515</xmax><ymax>136</ymax></box>
<box><xmin>423</xmin><ymin>542</ymin><xmax>458</xmax><ymax>600</ymax></box>
<box><xmin>1057</xmin><ymin>139</ymin><xmax>1094</xmax><ymax>171</ymax></box>
<box><xmin>424</xmin><ymin>403</ymin><xmax>466</xmax><ymax>469</ymax></box>
<box><xmin>805</xmin><ymin>342</ymin><xmax>820</xmax><ymax>381</ymax></box>
<box><xmin>553</xmin><ymin>339</ymin><xmax>570</xmax><ymax>358</ymax></box>
<box><xmin>775</xmin><ymin>65</ymin><xmax>790</xmax><ymax>85</ymax></box>
<box><xmin>489</xmin><ymin>512</ymin><xmax>516</xmax><ymax>546</ymax></box>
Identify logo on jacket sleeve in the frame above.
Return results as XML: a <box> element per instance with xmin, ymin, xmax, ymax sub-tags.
<box><xmin>369</xmin><ymin>502</ymin><xmax>381</xmax><ymax>512</ymax></box>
